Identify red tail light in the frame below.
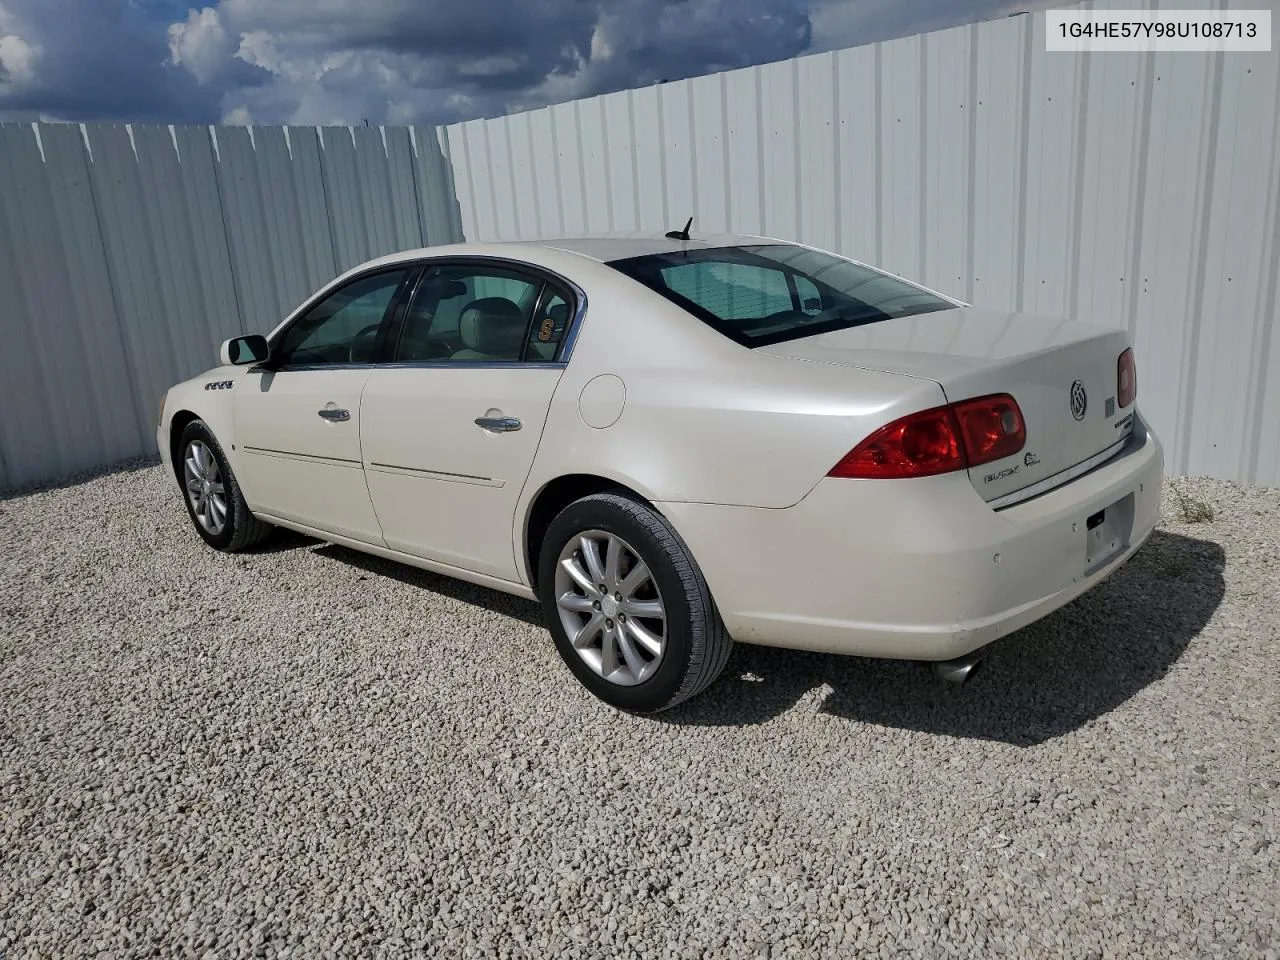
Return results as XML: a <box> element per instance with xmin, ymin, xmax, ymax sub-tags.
<box><xmin>1117</xmin><ymin>347</ymin><xmax>1136</xmax><ymax>408</ymax></box>
<box><xmin>828</xmin><ymin>394</ymin><xmax>1025</xmax><ymax>480</ymax></box>
<box><xmin>828</xmin><ymin>405</ymin><xmax>966</xmax><ymax>479</ymax></box>
<box><xmin>953</xmin><ymin>394</ymin><xmax>1025</xmax><ymax>467</ymax></box>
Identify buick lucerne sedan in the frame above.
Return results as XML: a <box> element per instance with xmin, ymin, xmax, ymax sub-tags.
<box><xmin>158</xmin><ymin>232</ymin><xmax>1164</xmax><ymax>712</ymax></box>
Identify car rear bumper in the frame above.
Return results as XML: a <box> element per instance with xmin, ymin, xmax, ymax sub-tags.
<box><xmin>657</xmin><ymin>414</ymin><xmax>1164</xmax><ymax>661</ymax></box>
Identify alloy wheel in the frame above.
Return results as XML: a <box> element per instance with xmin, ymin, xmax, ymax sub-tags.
<box><xmin>183</xmin><ymin>439</ymin><xmax>227</xmax><ymax>536</ymax></box>
<box><xmin>554</xmin><ymin>529</ymin><xmax>667</xmax><ymax>686</ymax></box>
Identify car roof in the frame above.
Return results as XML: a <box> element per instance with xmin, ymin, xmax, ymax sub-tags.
<box><xmin>326</xmin><ymin>233</ymin><xmax>796</xmax><ymax>295</ymax></box>
<box><xmin>353</xmin><ymin>232</ymin><xmax>785</xmax><ymax>273</ymax></box>
<box><xmin>523</xmin><ymin>232</ymin><xmax>782</xmax><ymax>262</ymax></box>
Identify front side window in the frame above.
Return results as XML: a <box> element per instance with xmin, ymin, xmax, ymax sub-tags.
<box><xmin>273</xmin><ymin>269</ymin><xmax>411</xmax><ymax>366</ymax></box>
<box><xmin>393</xmin><ymin>263</ymin><xmax>571</xmax><ymax>363</ymax></box>
<box><xmin>607</xmin><ymin>245</ymin><xmax>955</xmax><ymax>347</ymax></box>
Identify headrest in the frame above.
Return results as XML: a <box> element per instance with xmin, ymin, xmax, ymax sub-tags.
<box><xmin>546</xmin><ymin>302</ymin><xmax>569</xmax><ymax>323</ymax></box>
<box><xmin>458</xmin><ymin>298</ymin><xmax>526</xmax><ymax>355</ymax></box>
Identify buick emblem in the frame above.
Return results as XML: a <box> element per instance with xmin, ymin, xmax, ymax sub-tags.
<box><xmin>1069</xmin><ymin>380</ymin><xmax>1088</xmax><ymax>421</ymax></box>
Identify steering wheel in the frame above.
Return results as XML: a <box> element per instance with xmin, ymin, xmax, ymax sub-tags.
<box><xmin>347</xmin><ymin>323</ymin><xmax>383</xmax><ymax>363</ymax></box>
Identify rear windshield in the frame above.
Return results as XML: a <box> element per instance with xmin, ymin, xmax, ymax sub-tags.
<box><xmin>606</xmin><ymin>244</ymin><xmax>955</xmax><ymax>347</ymax></box>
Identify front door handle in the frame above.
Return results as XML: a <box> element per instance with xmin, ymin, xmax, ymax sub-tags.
<box><xmin>318</xmin><ymin>408</ymin><xmax>351</xmax><ymax>422</ymax></box>
<box><xmin>475</xmin><ymin>416</ymin><xmax>522</xmax><ymax>433</ymax></box>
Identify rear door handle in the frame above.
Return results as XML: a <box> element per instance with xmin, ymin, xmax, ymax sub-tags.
<box><xmin>318</xmin><ymin>408</ymin><xmax>351</xmax><ymax>422</ymax></box>
<box><xmin>475</xmin><ymin>416</ymin><xmax>522</xmax><ymax>433</ymax></box>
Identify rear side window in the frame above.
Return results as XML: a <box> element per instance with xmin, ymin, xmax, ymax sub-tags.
<box><xmin>392</xmin><ymin>263</ymin><xmax>573</xmax><ymax>364</ymax></box>
<box><xmin>607</xmin><ymin>245</ymin><xmax>954</xmax><ymax>347</ymax></box>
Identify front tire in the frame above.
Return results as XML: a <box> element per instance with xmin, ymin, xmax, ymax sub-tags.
<box><xmin>538</xmin><ymin>491</ymin><xmax>733</xmax><ymax>713</ymax></box>
<box><xmin>177</xmin><ymin>420</ymin><xmax>273</xmax><ymax>552</ymax></box>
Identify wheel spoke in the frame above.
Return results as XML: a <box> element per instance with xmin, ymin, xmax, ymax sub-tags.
<box><xmin>616</xmin><ymin>627</ymin><xmax>647</xmax><ymax>678</ymax></box>
<box><xmin>186</xmin><ymin>477</ymin><xmax>203</xmax><ymax>495</ymax></box>
<box><xmin>557</xmin><ymin>592</ymin><xmax>596</xmax><ymax>614</ymax></box>
<box><xmin>618</xmin><ymin>561</ymin><xmax>651</xmax><ymax>597</ymax></box>
<box><xmin>559</xmin><ymin>557</ymin><xmax>598</xmax><ymax>597</ymax></box>
<box><xmin>600</xmin><ymin>627</ymin><xmax>620</xmax><ymax>676</ymax></box>
<box><xmin>184</xmin><ymin>456</ymin><xmax>201</xmax><ymax>481</ymax></box>
<box><xmin>191</xmin><ymin>443</ymin><xmax>207</xmax><ymax>474</ymax></box>
<box><xmin>207</xmin><ymin>480</ymin><xmax>224</xmax><ymax>496</ymax></box>
<box><xmin>572</xmin><ymin>613</ymin><xmax>605</xmax><ymax>649</ymax></box>
<box><xmin>580</xmin><ymin>535</ymin><xmax>606</xmax><ymax>586</ymax></box>
<box><xmin>622</xmin><ymin>599</ymin><xmax>664</xmax><ymax>621</ymax></box>
<box><xmin>210</xmin><ymin>496</ymin><xmax>227</xmax><ymax>521</ymax></box>
<box><xmin>604</xmin><ymin>535</ymin><xmax>622</xmax><ymax>589</ymax></box>
<box><xmin>624</xmin><ymin>618</ymin><xmax>663</xmax><ymax>657</ymax></box>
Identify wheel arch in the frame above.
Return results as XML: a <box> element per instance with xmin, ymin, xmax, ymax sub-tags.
<box><xmin>521</xmin><ymin>473</ymin><xmax>670</xmax><ymax>595</ymax></box>
<box><xmin>168</xmin><ymin>409</ymin><xmax>202</xmax><ymax>481</ymax></box>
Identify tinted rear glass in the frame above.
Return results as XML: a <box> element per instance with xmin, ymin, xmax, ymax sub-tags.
<box><xmin>607</xmin><ymin>244</ymin><xmax>955</xmax><ymax>347</ymax></box>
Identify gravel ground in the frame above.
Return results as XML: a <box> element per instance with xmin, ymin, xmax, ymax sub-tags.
<box><xmin>1</xmin><ymin>462</ymin><xmax>1277</xmax><ymax>959</ymax></box>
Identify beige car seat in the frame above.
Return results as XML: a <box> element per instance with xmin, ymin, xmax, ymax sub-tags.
<box><xmin>452</xmin><ymin>298</ymin><xmax>527</xmax><ymax>361</ymax></box>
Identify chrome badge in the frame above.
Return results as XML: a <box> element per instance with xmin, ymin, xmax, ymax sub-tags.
<box><xmin>1069</xmin><ymin>380</ymin><xmax>1087</xmax><ymax>421</ymax></box>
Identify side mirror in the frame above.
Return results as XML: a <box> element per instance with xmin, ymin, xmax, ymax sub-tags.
<box><xmin>219</xmin><ymin>335</ymin><xmax>269</xmax><ymax>366</ymax></box>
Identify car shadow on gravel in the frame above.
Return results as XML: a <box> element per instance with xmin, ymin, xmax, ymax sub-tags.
<box><xmin>310</xmin><ymin>543</ymin><xmax>545</xmax><ymax>626</ymax></box>
<box><xmin>660</xmin><ymin>531</ymin><xmax>1226</xmax><ymax>745</ymax></box>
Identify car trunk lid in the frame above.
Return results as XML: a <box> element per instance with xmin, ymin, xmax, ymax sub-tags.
<box><xmin>757</xmin><ymin>307</ymin><xmax>1137</xmax><ymax>502</ymax></box>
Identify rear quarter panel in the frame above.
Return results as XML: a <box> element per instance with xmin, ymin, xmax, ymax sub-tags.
<box><xmin>516</xmin><ymin>259</ymin><xmax>947</xmax><ymax>550</ymax></box>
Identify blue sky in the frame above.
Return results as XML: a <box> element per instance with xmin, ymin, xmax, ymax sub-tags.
<box><xmin>0</xmin><ymin>1</ymin><xmax>1052</xmax><ymax>126</ymax></box>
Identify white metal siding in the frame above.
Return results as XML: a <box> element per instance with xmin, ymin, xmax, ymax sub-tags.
<box><xmin>2</xmin><ymin>2</ymin><xmax>1278</xmax><ymax>491</ymax></box>
<box><xmin>0</xmin><ymin>122</ymin><xmax>462</xmax><ymax>491</ymax></box>
<box><xmin>444</xmin><ymin>1</ymin><xmax>1280</xmax><ymax>487</ymax></box>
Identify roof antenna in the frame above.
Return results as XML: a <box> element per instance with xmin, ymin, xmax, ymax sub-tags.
<box><xmin>665</xmin><ymin>216</ymin><xmax>693</xmax><ymax>242</ymax></box>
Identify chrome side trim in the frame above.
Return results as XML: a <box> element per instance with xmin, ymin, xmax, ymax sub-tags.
<box><xmin>241</xmin><ymin>445</ymin><xmax>364</xmax><ymax>468</ymax></box>
<box><xmin>366</xmin><ymin>462</ymin><xmax>505</xmax><ymax>488</ymax></box>
<box><xmin>377</xmin><ymin>361</ymin><xmax>567</xmax><ymax>371</ymax></box>
<box><xmin>247</xmin><ymin>362</ymin><xmax>375</xmax><ymax>373</ymax></box>
<box><xmin>989</xmin><ymin>435</ymin><xmax>1131</xmax><ymax>511</ymax></box>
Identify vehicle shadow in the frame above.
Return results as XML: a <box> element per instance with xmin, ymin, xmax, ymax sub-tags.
<box><xmin>272</xmin><ymin>526</ymin><xmax>1224</xmax><ymax>745</ymax></box>
<box><xmin>309</xmin><ymin>542</ymin><xmax>545</xmax><ymax>628</ymax></box>
<box><xmin>659</xmin><ymin>530</ymin><xmax>1226</xmax><ymax>745</ymax></box>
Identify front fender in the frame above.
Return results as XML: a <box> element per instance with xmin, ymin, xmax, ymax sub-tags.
<box><xmin>157</xmin><ymin>366</ymin><xmax>245</xmax><ymax>490</ymax></box>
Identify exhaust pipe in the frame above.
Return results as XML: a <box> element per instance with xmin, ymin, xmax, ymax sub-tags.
<box><xmin>931</xmin><ymin>651</ymin><xmax>984</xmax><ymax>685</ymax></box>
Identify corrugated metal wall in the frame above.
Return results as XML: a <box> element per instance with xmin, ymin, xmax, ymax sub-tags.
<box><xmin>0</xmin><ymin>123</ymin><xmax>463</xmax><ymax>491</ymax></box>
<box><xmin>445</xmin><ymin>1</ymin><xmax>1280</xmax><ymax>487</ymax></box>
<box><xmin>3</xmin><ymin>2</ymin><xmax>1278</xmax><ymax>491</ymax></box>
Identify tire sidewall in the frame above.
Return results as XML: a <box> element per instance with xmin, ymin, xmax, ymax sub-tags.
<box><xmin>177</xmin><ymin>421</ymin><xmax>239</xmax><ymax>551</ymax></box>
<box><xmin>539</xmin><ymin>495</ymin><xmax>700</xmax><ymax>713</ymax></box>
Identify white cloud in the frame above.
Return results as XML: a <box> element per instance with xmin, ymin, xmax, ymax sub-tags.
<box><xmin>222</xmin><ymin>104</ymin><xmax>253</xmax><ymax>125</ymax></box>
<box><xmin>167</xmin><ymin>6</ymin><xmax>236</xmax><ymax>84</ymax></box>
<box><xmin>0</xmin><ymin>3</ymin><xmax>39</xmax><ymax>87</ymax></box>
<box><xmin>0</xmin><ymin>33</ymin><xmax>38</xmax><ymax>85</ymax></box>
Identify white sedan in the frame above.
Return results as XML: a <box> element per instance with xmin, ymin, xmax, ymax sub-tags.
<box><xmin>158</xmin><ymin>232</ymin><xmax>1163</xmax><ymax>712</ymax></box>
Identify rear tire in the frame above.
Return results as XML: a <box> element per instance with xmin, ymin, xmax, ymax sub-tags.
<box><xmin>538</xmin><ymin>491</ymin><xmax>733</xmax><ymax>713</ymax></box>
<box><xmin>177</xmin><ymin>420</ymin><xmax>273</xmax><ymax>552</ymax></box>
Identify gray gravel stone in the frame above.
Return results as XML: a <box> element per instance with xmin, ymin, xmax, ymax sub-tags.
<box><xmin>1</xmin><ymin>463</ymin><xmax>1278</xmax><ymax>958</ymax></box>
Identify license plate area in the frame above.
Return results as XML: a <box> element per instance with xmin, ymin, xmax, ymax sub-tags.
<box><xmin>1084</xmin><ymin>492</ymin><xmax>1135</xmax><ymax>573</ymax></box>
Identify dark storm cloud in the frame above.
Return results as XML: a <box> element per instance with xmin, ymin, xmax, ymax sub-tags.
<box><xmin>0</xmin><ymin>0</ymin><xmax>1057</xmax><ymax>126</ymax></box>
<box><xmin>0</xmin><ymin>0</ymin><xmax>267</xmax><ymax>123</ymax></box>
<box><xmin>203</xmin><ymin>0</ymin><xmax>813</xmax><ymax>124</ymax></box>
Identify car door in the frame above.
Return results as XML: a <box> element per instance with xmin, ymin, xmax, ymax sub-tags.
<box><xmin>360</xmin><ymin>260</ymin><xmax>576</xmax><ymax>582</ymax></box>
<box><xmin>234</xmin><ymin>266</ymin><xmax>416</xmax><ymax>542</ymax></box>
